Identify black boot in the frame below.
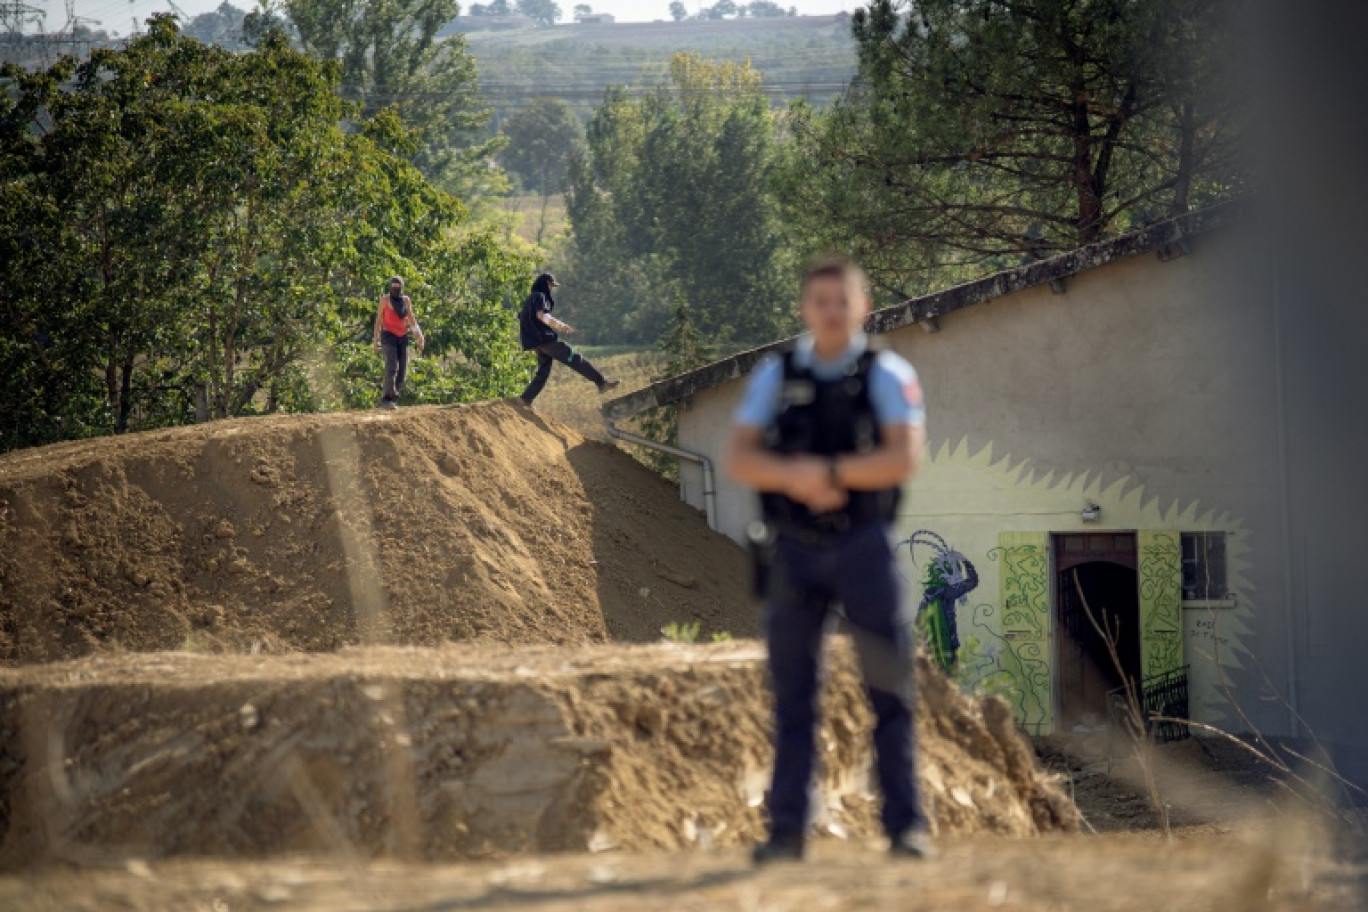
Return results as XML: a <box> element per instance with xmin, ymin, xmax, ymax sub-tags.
<box><xmin>889</xmin><ymin>828</ymin><xmax>936</xmax><ymax>859</ymax></box>
<box><xmin>751</xmin><ymin>832</ymin><xmax>805</xmax><ymax>865</ymax></box>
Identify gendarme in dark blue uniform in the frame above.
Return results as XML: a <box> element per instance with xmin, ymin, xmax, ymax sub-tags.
<box><xmin>735</xmin><ymin>331</ymin><xmax>929</xmax><ymax>857</ymax></box>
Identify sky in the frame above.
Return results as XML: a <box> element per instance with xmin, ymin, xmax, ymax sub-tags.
<box><xmin>30</xmin><ymin>0</ymin><xmax>855</xmax><ymax>35</ymax></box>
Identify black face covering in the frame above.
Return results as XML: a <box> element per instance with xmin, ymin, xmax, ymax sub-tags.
<box><xmin>389</xmin><ymin>289</ymin><xmax>407</xmax><ymax>318</ymax></box>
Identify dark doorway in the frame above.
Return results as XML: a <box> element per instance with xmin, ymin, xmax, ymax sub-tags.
<box><xmin>1054</xmin><ymin>533</ymin><xmax>1142</xmax><ymax>730</ymax></box>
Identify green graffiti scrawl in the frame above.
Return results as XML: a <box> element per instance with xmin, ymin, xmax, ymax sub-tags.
<box><xmin>1139</xmin><ymin>530</ymin><xmax>1184</xmax><ymax>678</ymax></box>
<box><xmin>990</xmin><ymin>532</ymin><xmax>1053</xmax><ymax>732</ymax></box>
<box><xmin>989</xmin><ymin>543</ymin><xmax>1049</xmax><ymax>637</ymax></box>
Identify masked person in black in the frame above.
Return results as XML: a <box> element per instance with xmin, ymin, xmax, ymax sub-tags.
<box><xmin>516</xmin><ymin>273</ymin><xmax>620</xmax><ymax>408</ymax></box>
<box><xmin>373</xmin><ymin>276</ymin><xmax>425</xmax><ymax>410</ymax></box>
<box><xmin>726</xmin><ymin>257</ymin><xmax>933</xmax><ymax>864</ymax></box>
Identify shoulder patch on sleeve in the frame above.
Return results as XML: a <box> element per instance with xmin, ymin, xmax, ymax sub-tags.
<box><xmin>873</xmin><ymin>351</ymin><xmax>924</xmax><ymax>409</ymax></box>
<box><xmin>902</xmin><ymin>375</ymin><xmax>923</xmax><ymax>409</ymax></box>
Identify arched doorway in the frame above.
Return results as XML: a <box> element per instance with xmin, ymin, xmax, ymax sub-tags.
<box><xmin>1055</xmin><ymin>533</ymin><xmax>1142</xmax><ymax>730</ymax></box>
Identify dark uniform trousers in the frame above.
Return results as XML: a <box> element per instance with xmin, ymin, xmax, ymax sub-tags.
<box><xmin>765</xmin><ymin>521</ymin><xmax>927</xmax><ymax>839</ymax></box>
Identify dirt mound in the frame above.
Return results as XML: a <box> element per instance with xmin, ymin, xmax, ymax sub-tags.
<box><xmin>0</xmin><ymin>641</ymin><xmax>1078</xmax><ymax>867</ymax></box>
<box><xmin>0</xmin><ymin>403</ymin><xmax>752</xmax><ymax>664</ymax></box>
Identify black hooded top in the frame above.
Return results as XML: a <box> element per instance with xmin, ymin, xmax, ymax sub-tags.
<box><xmin>518</xmin><ymin>274</ymin><xmax>559</xmax><ymax>350</ymax></box>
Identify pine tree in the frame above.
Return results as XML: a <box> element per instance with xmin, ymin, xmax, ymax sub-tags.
<box><xmin>657</xmin><ymin>301</ymin><xmax>710</xmax><ymax>377</ymax></box>
<box><xmin>639</xmin><ymin>300</ymin><xmax>711</xmax><ymax>478</ymax></box>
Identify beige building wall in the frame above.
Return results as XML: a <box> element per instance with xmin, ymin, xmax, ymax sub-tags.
<box><xmin>676</xmin><ymin>226</ymin><xmax>1292</xmax><ymax>735</ymax></box>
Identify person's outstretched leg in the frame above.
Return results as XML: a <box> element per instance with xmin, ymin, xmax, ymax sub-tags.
<box><xmin>520</xmin><ymin>351</ymin><xmax>555</xmax><ymax>404</ymax></box>
<box><xmin>540</xmin><ymin>340</ymin><xmax>619</xmax><ymax>391</ymax></box>
<box><xmin>832</xmin><ymin>524</ymin><xmax>929</xmax><ymax>848</ymax></box>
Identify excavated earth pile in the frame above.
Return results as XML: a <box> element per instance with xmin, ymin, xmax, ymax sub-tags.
<box><xmin>0</xmin><ymin>403</ymin><xmax>753</xmax><ymax>664</ymax></box>
<box><xmin>0</xmin><ymin>642</ymin><xmax>1079</xmax><ymax>868</ymax></box>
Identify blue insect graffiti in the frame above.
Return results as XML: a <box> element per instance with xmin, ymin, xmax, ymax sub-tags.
<box><xmin>900</xmin><ymin>530</ymin><xmax>980</xmax><ymax>672</ymax></box>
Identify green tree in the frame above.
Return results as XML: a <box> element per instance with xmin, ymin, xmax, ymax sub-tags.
<box><xmin>573</xmin><ymin>3</ymin><xmax>592</xmax><ymax>16</ymax></box>
<box><xmin>639</xmin><ymin>298</ymin><xmax>711</xmax><ymax>477</ymax></box>
<box><xmin>746</xmin><ymin>1</ymin><xmax>785</xmax><ymax>17</ymax></box>
<box><xmin>668</xmin><ymin>1</ymin><xmax>687</xmax><ymax>21</ymax></box>
<box><xmin>516</xmin><ymin>0</ymin><xmax>561</xmax><ymax>25</ymax></box>
<box><xmin>282</xmin><ymin>0</ymin><xmax>502</xmax><ymax>195</ymax></box>
<box><xmin>183</xmin><ymin>2</ymin><xmax>251</xmax><ymax>49</ymax></box>
<box><xmin>500</xmin><ymin>97</ymin><xmax>581</xmax><ymax>195</ymax></box>
<box><xmin>565</xmin><ymin>54</ymin><xmax>794</xmax><ymax>349</ymax></box>
<box><xmin>500</xmin><ymin>98</ymin><xmax>581</xmax><ymax>244</ymax></box>
<box><xmin>703</xmin><ymin>0</ymin><xmax>736</xmax><ymax>20</ymax></box>
<box><xmin>781</xmin><ymin>0</ymin><xmax>1243</xmax><ymax>297</ymax></box>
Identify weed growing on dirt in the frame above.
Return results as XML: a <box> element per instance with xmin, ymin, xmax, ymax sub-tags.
<box><xmin>660</xmin><ymin>622</ymin><xmax>731</xmax><ymax>644</ymax></box>
<box><xmin>178</xmin><ymin>633</ymin><xmax>212</xmax><ymax>653</ymax></box>
<box><xmin>661</xmin><ymin>621</ymin><xmax>702</xmax><ymax>643</ymax></box>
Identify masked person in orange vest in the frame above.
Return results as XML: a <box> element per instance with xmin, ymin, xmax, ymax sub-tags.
<box><xmin>373</xmin><ymin>276</ymin><xmax>425</xmax><ymax>410</ymax></box>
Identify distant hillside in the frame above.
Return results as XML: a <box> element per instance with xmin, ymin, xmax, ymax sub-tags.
<box><xmin>3</xmin><ymin>13</ymin><xmax>855</xmax><ymax>119</ymax></box>
<box><xmin>449</xmin><ymin>13</ymin><xmax>849</xmax><ymax>47</ymax></box>
<box><xmin>461</xmin><ymin>15</ymin><xmax>858</xmax><ymax>117</ymax></box>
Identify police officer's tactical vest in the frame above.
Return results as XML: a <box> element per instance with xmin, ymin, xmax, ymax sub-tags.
<box><xmin>760</xmin><ymin>347</ymin><xmax>902</xmax><ymax>535</ymax></box>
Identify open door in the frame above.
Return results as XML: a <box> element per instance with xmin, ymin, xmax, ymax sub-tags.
<box><xmin>1054</xmin><ymin>533</ymin><xmax>1142</xmax><ymax>730</ymax></box>
<box><xmin>1138</xmin><ymin>530</ymin><xmax>1184</xmax><ymax>679</ymax></box>
<box><xmin>994</xmin><ymin>531</ymin><xmax>1053</xmax><ymax>733</ymax></box>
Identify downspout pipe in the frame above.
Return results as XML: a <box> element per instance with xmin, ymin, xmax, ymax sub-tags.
<box><xmin>604</xmin><ymin>417</ymin><xmax>717</xmax><ymax>531</ymax></box>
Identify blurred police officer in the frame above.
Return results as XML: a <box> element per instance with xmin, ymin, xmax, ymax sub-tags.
<box><xmin>725</xmin><ymin>256</ymin><xmax>932</xmax><ymax>863</ymax></box>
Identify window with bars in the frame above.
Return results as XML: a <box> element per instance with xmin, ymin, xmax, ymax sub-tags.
<box><xmin>1181</xmin><ymin>532</ymin><xmax>1228</xmax><ymax>602</ymax></box>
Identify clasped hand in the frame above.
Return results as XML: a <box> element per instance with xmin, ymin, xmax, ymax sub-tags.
<box><xmin>784</xmin><ymin>456</ymin><xmax>848</xmax><ymax>514</ymax></box>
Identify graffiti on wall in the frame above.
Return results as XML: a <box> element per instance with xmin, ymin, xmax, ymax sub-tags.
<box><xmin>897</xmin><ymin>529</ymin><xmax>1052</xmax><ymax>731</ymax></box>
<box><xmin>899</xmin><ymin>530</ymin><xmax>979</xmax><ymax>673</ymax></box>
<box><xmin>898</xmin><ymin>438</ymin><xmax>1261</xmax><ymax>728</ymax></box>
<box><xmin>990</xmin><ymin>532</ymin><xmax>1054</xmax><ymax>732</ymax></box>
<box><xmin>1138</xmin><ymin>530</ymin><xmax>1184</xmax><ymax>679</ymax></box>
<box><xmin>958</xmin><ymin>602</ymin><xmax>1051</xmax><ymax>728</ymax></box>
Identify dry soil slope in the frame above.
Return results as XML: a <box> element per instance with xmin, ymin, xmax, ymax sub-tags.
<box><xmin>0</xmin><ymin>402</ymin><xmax>752</xmax><ymax>664</ymax></box>
<box><xmin>0</xmin><ymin>643</ymin><xmax>1081</xmax><ymax>867</ymax></box>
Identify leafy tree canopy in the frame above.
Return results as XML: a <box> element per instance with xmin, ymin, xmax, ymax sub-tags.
<box><xmin>779</xmin><ymin>0</ymin><xmax>1245</xmax><ymax>298</ymax></box>
<box><xmin>282</xmin><ymin>0</ymin><xmax>503</xmax><ymax>195</ymax></box>
<box><xmin>516</xmin><ymin>0</ymin><xmax>562</xmax><ymax>25</ymax></box>
<box><xmin>499</xmin><ymin>97</ymin><xmax>582</xmax><ymax>195</ymax></box>
<box><xmin>564</xmin><ymin>54</ymin><xmax>796</xmax><ymax>349</ymax></box>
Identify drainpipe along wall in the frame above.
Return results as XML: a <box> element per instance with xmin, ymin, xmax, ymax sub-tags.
<box><xmin>603</xmin><ymin>417</ymin><xmax>718</xmax><ymax>532</ymax></box>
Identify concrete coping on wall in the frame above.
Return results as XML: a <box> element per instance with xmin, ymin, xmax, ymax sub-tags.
<box><xmin>602</xmin><ymin>199</ymin><xmax>1247</xmax><ymax>421</ymax></box>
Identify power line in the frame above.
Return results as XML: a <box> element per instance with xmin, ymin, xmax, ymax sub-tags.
<box><xmin>1</xmin><ymin>0</ymin><xmax>46</xmax><ymax>37</ymax></box>
<box><xmin>349</xmin><ymin>83</ymin><xmax>852</xmax><ymax>99</ymax></box>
